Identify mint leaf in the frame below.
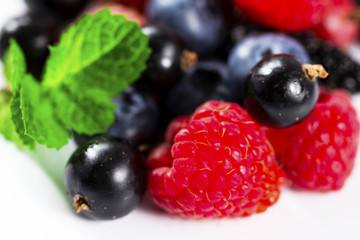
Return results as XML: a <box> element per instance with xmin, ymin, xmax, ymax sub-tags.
<box><xmin>3</xmin><ymin>39</ymin><xmax>26</xmax><ymax>87</ymax></box>
<box><xmin>3</xmin><ymin>40</ymin><xmax>35</xmax><ymax>149</ymax></box>
<box><xmin>52</xmin><ymin>86</ymin><xmax>116</xmax><ymax>135</ymax></box>
<box><xmin>0</xmin><ymin>89</ymin><xmax>28</xmax><ymax>149</ymax></box>
<box><xmin>19</xmin><ymin>75</ymin><xmax>71</xmax><ymax>149</ymax></box>
<box><xmin>43</xmin><ymin>9</ymin><xmax>151</xmax><ymax>97</ymax></box>
<box><xmin>10</xmin><ymin>90</ymin><xmax>36</xmax><ymax>150</ymax></box>
<box><xmin>2</xmin><ymin>9</ymin><xmax>151</xmax><ymax>150</ymax></box>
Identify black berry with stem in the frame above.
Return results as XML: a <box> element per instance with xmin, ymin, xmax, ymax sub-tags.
<box><xmin>244</xmin><ymin>54</ymin><xmax>326</xmax><ymax>128</ymax></box>
<box><xmin>0</xmin><ymin>12</ymin><xmax>57</xmax><ymax>79</ymax></box>
<box><xmin>64</xmin><ymin>136</ymin><xmax>148</xmax><ymax>220</ymax></box>
<box><xmin>134</xmin><ymin>24</ymin><xmax>197</xmax><ymax>93</ymax></box>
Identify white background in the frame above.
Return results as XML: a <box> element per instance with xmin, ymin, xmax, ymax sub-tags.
<box><xmin>0</xmin><ymin>1</ymin><xmax>360</xmax><ymax>240</ymax></box>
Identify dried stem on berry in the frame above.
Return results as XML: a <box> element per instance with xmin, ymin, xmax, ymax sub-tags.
<box><xmin>72</xmin><ymin>194</ymin><xmax>90</xmax><ymax>213</ymax></box>
<box><xmin>180</xmin><ymin>50</ymin><xmax>198</xmax><ymax>71</ymax></box>
<box><xmin>348</xmin><ymin>8</ymin><xmax>360</xmax><ymax>22</ymax></box>
<box><xmin>302</xmin><ymin>64</ymin><xmax>328</xmax><ymax>81</ymax></box>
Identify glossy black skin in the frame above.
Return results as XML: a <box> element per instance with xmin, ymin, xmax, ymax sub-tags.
<box><xmin>0</xmin><ymin>13</ymin><xmax>57</xmax><ymax>79</ymax></box>
<box><xmin>25</xmin><ymin>0</ymin><xmax>90</xmax><ymax>19</ymax></box>
<box><xmin>167</xmin><ymin>61</ymin><xmax>234</xmax><ymax>117</ymax></box>
<box><xmin>65</xmin><ymin>136</ymin><xmax>148</xmax><ymax>220</ymax></box>
<box><xmin>73</xmin><ymin>87</ymin><xmax>159</xmax><ymax>147</ymax></box>
<box><xmin>244</xmin><ymin>54</ymin><xmax>319</xmax><ymax>128</ymax></box>
<box><xmin>135</xmin><ymin>24</ymin><xmax>184</xmax><ymax>93</ymax></box>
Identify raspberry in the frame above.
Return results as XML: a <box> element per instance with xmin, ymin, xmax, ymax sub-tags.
<box><xmin>165</xmin><ymin>116</ymin><xmax>191</xmax><ymax>143</ymax></box>
<box><xmin>148</xmin><ymin>116</ymin><xmax>190</xmax><ymax>169</ymax></box>
<box><xmin>148</xmin><ymin>101</ymin><xmax>286</xmax><ymax>218</ymax></box>
<box><xmin>233</xmin><ymin>0</ymin><xmax>327</xmax><ymax>32</ymax></box>
<box><xmin>267</xmin><ymin>89</ymin><xmax>360</xmax><ymax>191</ymax></box>
<box><xmin>87</xmin><ymin>2</ymin><xmax>147</xmax><ymax>26</ymax></box>
<box><xmin>97</xmin><ymin>0</ymin><xmax>146</xmax><ymax>12</ymax></box>
<box><xmin>312</xmin><ymin>0</ymin><xmax>358</xmax><ymax>49</ymax></box>
<box><xmin>148</xmin><ymin>142</ymin><xmax>173</xmax><ymax>169</ymax></box>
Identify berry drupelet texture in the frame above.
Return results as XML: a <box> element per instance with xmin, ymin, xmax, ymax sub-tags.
<box><xmin>267</xmin><ymin>89</ymin><xmax>360</xmax><ymax>191</ymax></box>
<box><xmin>148</xmin><ymin>101</ymin><xmax>286</xmax><ymax>218</ymax></box>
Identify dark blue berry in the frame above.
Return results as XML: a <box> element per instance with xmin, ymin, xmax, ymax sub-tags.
<box><xmin>167</xmin><ymin>60</ymin><xmax>233</xmax><ymax>117</ymax></box>
<box><xmin>244</xmin><ymin>54</ymin><xmax>320</xmax><ymax>128</ymax></box>
<box><xmin>146</xmin><ymin>0</ymin><xmax>226</xmax><ymax>56</ymax></box>
<box><xmin>227</xmin><ymin>33</ymin><xmax>310</xmax><ymax>102</ymax></box>
<box><xmin>65</xmin><ymin>136</ymin><xmax>148</xmax><ymax>220</ymax></box>
<box><xmin>73</xmin><ymin>87</ymin><xmax>159</xmax><ymax>147</ymax></box>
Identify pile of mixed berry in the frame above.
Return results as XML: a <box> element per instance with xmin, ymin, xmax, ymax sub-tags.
<box><xmin>1</xmin><ymin>0</ymin><xmax>360</xmax><ymax>220</ymax></box>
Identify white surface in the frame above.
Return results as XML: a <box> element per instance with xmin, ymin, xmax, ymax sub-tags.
<box><xmin>1</xmin><ymin>1</ymin><xmax>360</xmax><ymax>240</ymax></box>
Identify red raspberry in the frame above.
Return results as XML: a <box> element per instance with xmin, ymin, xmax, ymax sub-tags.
<box><xmin>148</xmin><ymin>142</ymin><xmax>173</xmax><ymax>169</ymax></box>
<box><xmin>148</xmin><ymin>101</ymin><xmax>286</xmax><ymax>218</ymax></box>
<box><xmin>148</xmin><ymin>116</ymin><xmax>190</xmax><ymax>169</ymax></box>
<box><xmin>267</xmin><ymin>89</ymin><xmax>360</xmax><ymax>191</ymax></box>
<box><xmin>96</xmin><ymin>0</ymin><xmax>146</xmax><ymax>12</ymax></box>
<box><xmin>312</xmin><ymin>0</ymin><xmax>358</xmax><ymax>49</ymax></box>
<box><xmin>165</xmin><ymin>116</ymin><xmax>191</xmax><ymax>143</ymax></box>
<box><xmin>86</xmin><ymin>2</ymin><xmax>147</xmax><ymax>26</ymax></box>
<box><xmin>233</xmin><ymin>0</ymin><xmax>328</xmax><ymax>32</ymax></box>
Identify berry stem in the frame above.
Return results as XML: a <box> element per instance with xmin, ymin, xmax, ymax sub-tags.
<box><xmin>180</xmin><ymin>50</ymin><xmax>198</xmax><ymax>71</ymax></box>
<box><xmin>302</xmin><ymin>64</ymin><xmax>328</xmax><ymax>81</ymax></box>
<box><xmin>348</xmin><ymin>7</ymin><xmax>360</xmax><ymax>22</ymax></box>
<box><xmin>72</xmin><ymin>194</ymin><xmax>90</xmax><ymax>213</ymax></box>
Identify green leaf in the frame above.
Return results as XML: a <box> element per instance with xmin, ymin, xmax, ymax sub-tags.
<box><xmin>10</xmin><ymin>90</ymin><xmax>35</xmax><ymax>150</ymax></box>
<box><xmin>19</xmin><ymin>75</ymin><xmax>71</xmax><ymax>150</ymax></box>
<box><xmin>43</xmin><ymin>9</ymin><xmax>151</xmax><ymax>97</ymax></box>
<box><xmin>3</xmin><ymin>39</ymin><xmax>26</xmax><ymax>87</ymax></box>
<box><xmin>2</xmin><ymin>40</ymin><xmax>35</xmax><ymax>149</ymax></box>
<box><xmin>52</xmin><ymin>86</ymin><xmax>116</xmax><ymax>135</ymax></box>
<box><xmin>0</xmin><ymin>89</ymin><xmax>29</xmax><ymax>149</ymax></box>
<box><xmin>1</xmin><ymin>9</ymin><xmax>151</xmax><ymax>150</ymax></box>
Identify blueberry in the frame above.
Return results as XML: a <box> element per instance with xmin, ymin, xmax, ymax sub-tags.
<box><xmin>0</xmin><ymin>13</ymin><xmax>57</xmax><ymax>79</ymax></box>
<box><xmin>217</xmin><ymin>22</ymin><xmax>268</xmax><ymax>61</ymax></box>
<box><xmin>167</xmin><ymin>60</ymin><xmax>233</xmax><ymax>117</ymax></box>
<box><xmin>73</xmin><ymin>87</ymin><xmax>159</xmax><ymax>147</ymax></box>
<box><xmin>227</xmin><ymin>33</ymin><xmax>310</xmax><ymax>102</ymax></box>
<box><xmin>108</xmin><ymin>88</ymin><xmax>159</xmax><ymax>145</ymax></box>
<box><xmin>244</xmin><ymin>54</ymin><xmax>320</xmax><ymax>128</ymax></box>
<box><xmin>65</xmin><ymin>136</ymin><xmax>148</xmax><ymax>220</ymax></box>
<box><xmin>146</xmin><ymin>0</ymin><xmax>226</xmax><ymax>56</ymax></box>
<box><xmin>25</xmin><ymin>0</ymin><xmax>90</xmax><ymax>19</ymax></box>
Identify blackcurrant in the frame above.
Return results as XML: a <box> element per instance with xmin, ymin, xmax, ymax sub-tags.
<box><xmin>227</xmin><ymin>33</ymin><xmax>310</xmax><ymax>103</ymax></box>
<box><xmin>64</xmin><ymin>136</ymin><xmax>148</xmax><ymax>220</ymax></box>
<box><xmin>244</xmin><ymin>54</ymin><xmax>325</xmax><ymax>128</ymax></box>
<box><xmin>134</xmin><ymin>24</ymin><xmax>198</xmax><ymax>94</ymax></box>
<box><xmin>25</xmin><ymin>0</ymin><xmax>90</xmax><ymax>19</ymax></box>
<box><xmin>0</xmin><ymin>13</ymin><xmax>57</xmax><ymax>79</ymax></box>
